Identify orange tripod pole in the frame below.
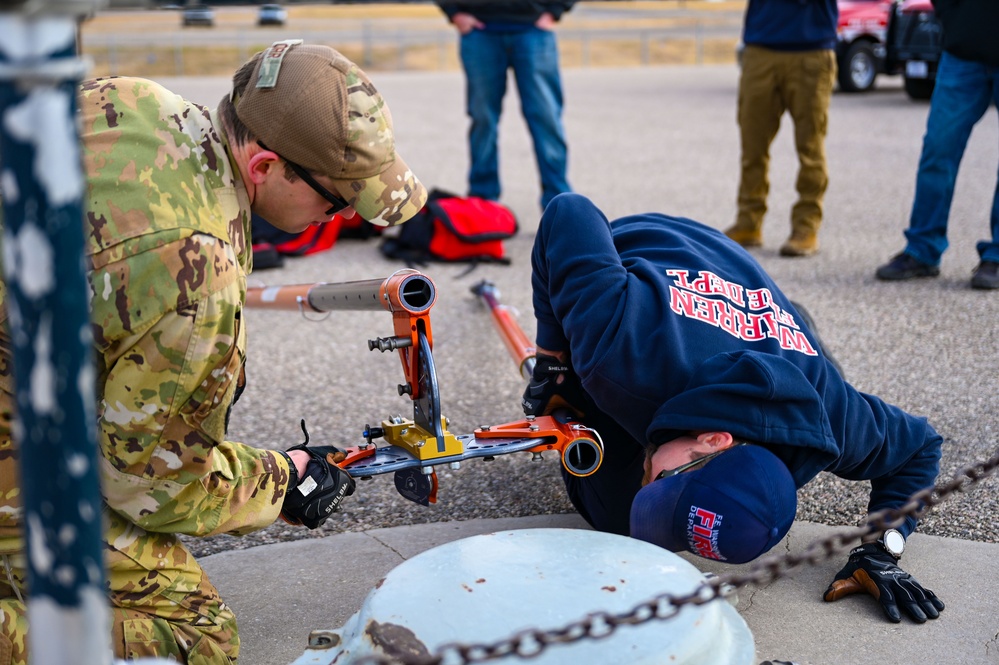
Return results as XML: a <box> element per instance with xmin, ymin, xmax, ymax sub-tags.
<box><xmin>471</xmin><ymin>280</ymin><xmax>536</xmax><ymax>380</ymax></box>
<box><xmin>246</xmin><ymin>270</ymin><xmax>437</xmax><ymax>400</ymax></box>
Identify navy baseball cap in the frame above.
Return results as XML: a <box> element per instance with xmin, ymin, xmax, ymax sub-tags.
<box><xmin>630</xmin><ymin>444</ymin><xmax>797</xmax><ymax>564</ymax></box>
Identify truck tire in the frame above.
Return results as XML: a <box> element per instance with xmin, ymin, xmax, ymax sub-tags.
<box><xmin>904</xmin><ymin>76</ymin><xmax>935</xmax><ymax>100</ymax></box>
<box><xmin>838</xmin><ymin>42</ymin><xmax>877</xmax><ymax>93</ymax></box>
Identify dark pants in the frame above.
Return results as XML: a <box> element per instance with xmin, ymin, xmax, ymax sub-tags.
<box><xmin>560</xmin><ymin>409</ymin><xmax>646</xmax><ymax>536</ymax></box>
<box><xmin>902</xmin><ymin>51</ymin><xmax>999</xmax><ymax>265</ymax></box>
<box><xmin>460</xmin><ymin>27</ymin><xmax>571</xmax><ymax>209</ymax></box>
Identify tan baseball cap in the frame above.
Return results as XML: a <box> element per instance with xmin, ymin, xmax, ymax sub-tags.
<box><xmin>234</xmin><ymin>41</ymin><xmax>427</xmax><ymax>226</ymax></box>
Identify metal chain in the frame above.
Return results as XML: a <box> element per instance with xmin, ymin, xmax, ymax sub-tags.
<box><xmin>354</xmin><ymin>448</ymin><xmax>999</xmax><ymax>665</ymax></box>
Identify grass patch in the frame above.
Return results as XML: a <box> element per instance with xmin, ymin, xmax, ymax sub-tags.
<box><xmin>81</xmin><ymin>1</ymin><xmax>744</xmax><ymax>77</ymax></box>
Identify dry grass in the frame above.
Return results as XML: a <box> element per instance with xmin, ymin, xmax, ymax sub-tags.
<box><xmin>81</xmin><ymin>1</ymin><xmax>745</xmax><ymax>77</ymax></box>
<box><xmin>83</xmin><ymin>43</ymin><xmax>462</xmax><ymax>77</ymax></box>
<box><xmin>560</xmin><ymin>37</ymin><xmax>739</xmax><ymax>68</ymax></box>
<box><xmin>83</xmin><ymin>39</ymin><xmax>740</xmax><ymax>77</ymax></box>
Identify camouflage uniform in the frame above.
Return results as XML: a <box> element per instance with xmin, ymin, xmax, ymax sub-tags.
<box><xmin>0</xmin><ymin>77</ymin><xmax>295</xmax><ymax>664</ymax></box>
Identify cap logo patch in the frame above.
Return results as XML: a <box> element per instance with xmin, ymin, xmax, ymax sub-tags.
<box><xmin>256</xmin><ymin>39</ymin><xmax>304</xmax><ymax>89</ymax></box>
<box><xmin>687</xmin><ymin>505</ymin><xmax>724</xmax><ymax>560</ymax></box>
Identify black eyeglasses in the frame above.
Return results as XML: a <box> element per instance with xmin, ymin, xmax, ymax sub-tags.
<box><xmin>655</xmin><ymin>442</ymin><xmax>748</xmax><ymax>481</ymax></box>
<box><xmin>258</xmin><ymin>141</ymin><xmax>351</xmax><ymax>216</ymax></box>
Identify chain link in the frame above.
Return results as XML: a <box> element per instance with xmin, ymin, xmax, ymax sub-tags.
<box><xmin>352</xmin><ymin>449</ymin><xmax>999</xmax><ymax>665</ymax></box>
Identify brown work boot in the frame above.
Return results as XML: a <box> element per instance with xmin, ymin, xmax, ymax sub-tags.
<box><xmin>724</xmin><ymin>224</ymin><xmax>763</xmax><ymax>248</ymax></box>
<box><xmin>780</xmin><ymin>231</ymin><xmax>819</xmax><ymax>257</ymax></box>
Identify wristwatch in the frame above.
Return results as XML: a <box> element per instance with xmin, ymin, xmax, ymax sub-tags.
<box><xmin>879</xmin><ymin>528</ymin><xmax>905</xmax><ymax>559</ymax></box>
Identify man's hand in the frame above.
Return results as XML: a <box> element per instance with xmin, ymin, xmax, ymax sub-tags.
<box><xmin>451</xmin><ymin>12</ymin><xmax>483</xmax><ymax>35</ymax></box>
<box><xmin>535</xmin><ymin>12</ymin><xmax>555</xmax><ymax>30</ymax></box>
<box><xmin>281</xmin><ymin>442</ymin><xmax>356</xmax><ymax>529</ymax></box>
<box><xmin>522</xmin><ymin>353</ymin><xmax>593</xmax><ymax>417</ymax></box>
<box><xmin>823</xmin><ymin>543</ymin><xmax>944</xmax><ymax>623</ymax></box>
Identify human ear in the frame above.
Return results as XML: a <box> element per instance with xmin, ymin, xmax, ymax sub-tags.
<box><xmin>697</xmin><ymin>431</ymin><xmax>734</xmax><ymax>450</ymax></box>
<box><xmin>246</xmin><ymin>149</ymin><xmax>279</xmax><ymax>185</ymax></box>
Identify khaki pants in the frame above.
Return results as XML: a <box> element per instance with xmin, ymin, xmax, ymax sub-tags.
<box><xmin>735</xmin><ymin>45</ymin><xmax>837</xmax><ymax>235</ymax></box>
<box><xmin>0</xmin><ymin>509</ymin><xmax>238</xmax><ymax>664</ymax></box>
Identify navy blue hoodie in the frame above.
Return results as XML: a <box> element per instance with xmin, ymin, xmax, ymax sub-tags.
<box><xmin>742</xmin><ymin>0</ymin><xmax>838</xmax><ymax>51</ymax></box>
<box><xmin>532</xmin><ymin>194</ymin><xmax>941</xmax><ymax>536</ymax></box>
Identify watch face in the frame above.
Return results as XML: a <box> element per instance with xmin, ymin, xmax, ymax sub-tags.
<box><xmin>883</xmin><ymin>529</ymin><xmax>905</xmax><ymax>556</ymax></box>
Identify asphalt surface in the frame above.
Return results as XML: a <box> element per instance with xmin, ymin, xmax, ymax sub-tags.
<box><xmin>154</xmin><ymin>64</ymin><xmax>999</xmax><ymax>664</ymax></box>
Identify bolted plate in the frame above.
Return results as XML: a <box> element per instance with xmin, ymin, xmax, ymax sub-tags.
<box><xmin>292</xmin><ymin>528</ymin><xmax>754</xmax><ymax>665</ymax></box>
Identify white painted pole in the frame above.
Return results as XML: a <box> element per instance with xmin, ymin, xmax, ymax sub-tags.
<box><xmin>0</xmin><ymin>3</ymin><xmax>110</xmax><ymax>663</ymax></box>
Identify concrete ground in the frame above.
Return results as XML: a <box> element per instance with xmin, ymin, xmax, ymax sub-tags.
<box><xmin>160</xmin><ymin>63</ymin><xmax>999</xmax><ymax>665</ymax></box>
<box><xmin>201</xmin><ymin>516</ymin><xmax>999</xmax><ymax>665</ymax></box>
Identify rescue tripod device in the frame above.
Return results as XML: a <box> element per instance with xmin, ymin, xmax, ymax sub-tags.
<box><xmin>245</xmin><ymin>271</ymin><xmax>604</xmax><ymax>506</ymax></box>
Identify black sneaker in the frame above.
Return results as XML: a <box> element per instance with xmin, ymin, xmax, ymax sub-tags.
<box><xmin>971</xmin><ymin>260</ymin><xmax>999</xmax><ymax>290</ymax></box>
<box><xmin>875</xmin><ymin>253</ymin><xmax>940</xmax><ymax>281</ymax></box>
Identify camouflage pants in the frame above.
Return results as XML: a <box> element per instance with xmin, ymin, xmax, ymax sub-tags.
<box><xmin>0</xmin><ymin>508</ymin><xmax>238</xmax><ymax>664</ymax></box>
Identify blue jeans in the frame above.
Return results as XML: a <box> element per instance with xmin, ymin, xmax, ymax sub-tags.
<box><xmin>460</xmin><ymin>27</ymin><xmax>571</xmax><ymax>210</ymax></box>
<box><xmin>903</xmin><ymin>51</ymin><xmax>999</xmax><ymax>266</ymax></box>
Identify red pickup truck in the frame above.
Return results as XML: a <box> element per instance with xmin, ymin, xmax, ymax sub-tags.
<box><xmin>887</xmin><ymin>0</ymin><xmax>940</xmax><ymax>100</ymax></box>
<box><xmin>836</xmin><ymin>0</ymin><xmax>940</xmax><ymax>99</ymax></box>
<box><xmin>836</xmin><ymin>0</ymin><xmax>897</xmax><ymax>92</ymax></box>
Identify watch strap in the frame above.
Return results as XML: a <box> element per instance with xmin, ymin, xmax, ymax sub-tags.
<box><xmin>849</xmin><ymin>539</ymin><xmax>902</xmax><ymax>561</ymax></box>
<box><xmin>849</xmin><ymin>542</ymin><xmax>885</xmax><ymax>558</ymax></box>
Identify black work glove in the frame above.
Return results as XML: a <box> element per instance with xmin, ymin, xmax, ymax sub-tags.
<box><xmin>823</xmin><ymin>543</ymin><xmax>944</xmax><ymax>623</ymax></box>
<box><xmin>280</xmin><ymin>439</ymin><xmax>356</xmax><ymax>530</ymax></box>
<box><xmin>522</xmin><ymin>353</ymin><xmax>594</xmax><ymax>417</ymax></box>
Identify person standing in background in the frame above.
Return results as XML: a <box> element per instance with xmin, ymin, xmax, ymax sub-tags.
<box><xmin>436</xmin><ymin>1</ymin><xmax>576</xmax><ymax>211</ymax></box>
<box><xmin>725</xmin><ymin>0</ymin><xmax>838</xmax><ymax>258</ymax></box>
<box><xmin>875</xmin><ymin>0</ymin><xmax>999</xmax><ymax>290</ymax></box>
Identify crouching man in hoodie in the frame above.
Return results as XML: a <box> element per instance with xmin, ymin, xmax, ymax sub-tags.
<box><xmin>523</xmin><ymin>193</ymin><xmax>945</xmax><ymax>624</ymax></box>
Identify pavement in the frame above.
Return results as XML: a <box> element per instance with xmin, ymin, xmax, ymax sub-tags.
<box><xmin>159</xmin><ymin>62</ymin><xmax>999</xmax><ymax>665</ymax></box>
<box><xmin>201</xmin><ymin>516</ymin><xmax>999</xmax><ymax>665</ymax></box>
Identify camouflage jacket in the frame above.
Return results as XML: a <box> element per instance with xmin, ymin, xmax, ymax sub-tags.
<box><xmin>0</xmin><ymin>77</ymin><xmax>292</xmax><ymax>550</ymax></box>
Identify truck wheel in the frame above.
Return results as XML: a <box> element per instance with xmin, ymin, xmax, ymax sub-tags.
<box><xmin>904</xmin><ymin>76</ymin><xmax>935</xmax><ymax>100</ymax></box>
<box><xmin>838</xmin><ymin>42</ymin><xmax>877</xmax><ymax>93</ymax></box>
